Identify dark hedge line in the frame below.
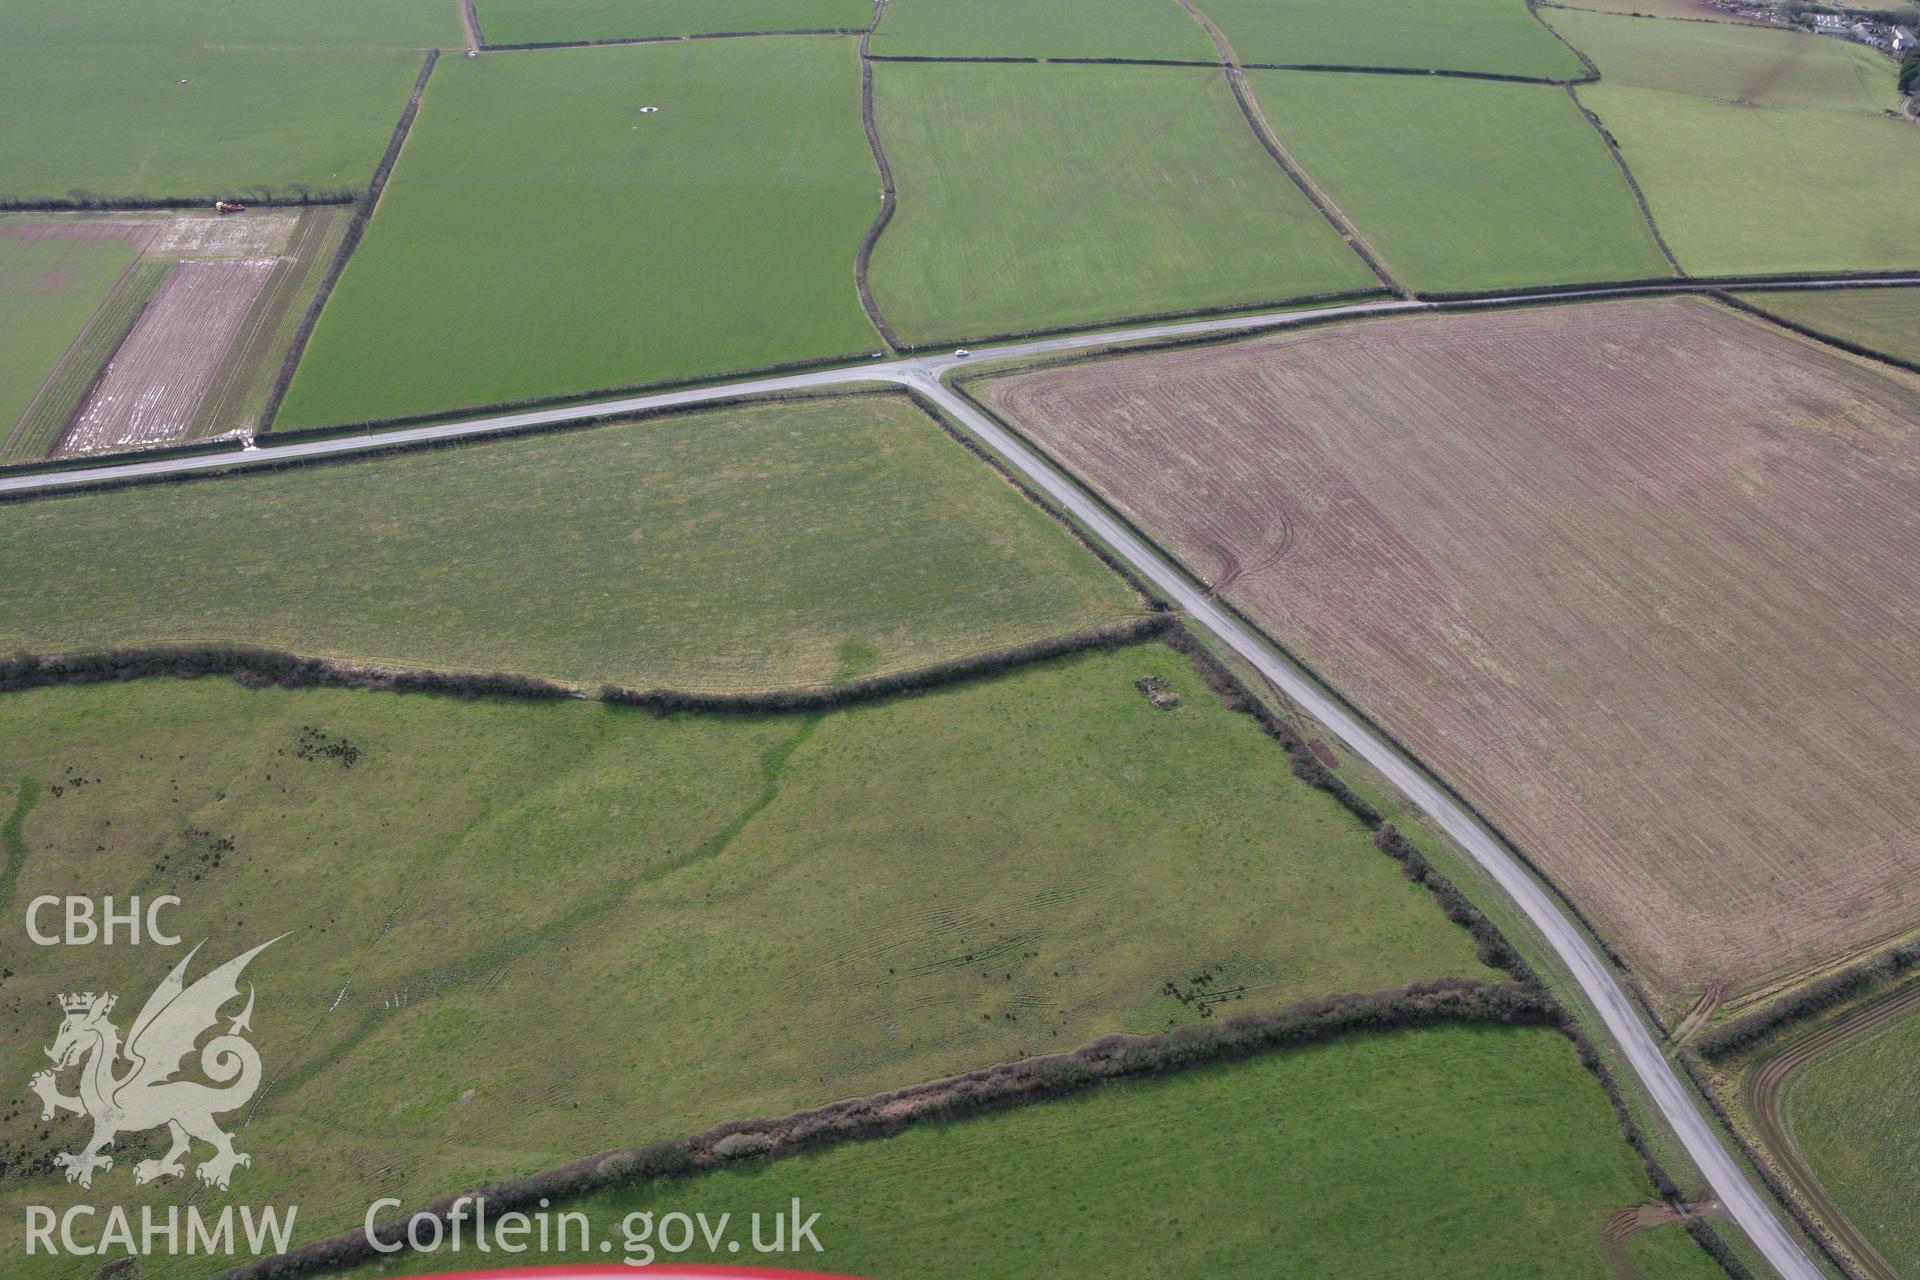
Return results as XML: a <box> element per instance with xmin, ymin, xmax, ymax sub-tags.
<box><xmin>257</xmin><ymin>341</ymin><xmax>885</xmax><ymax>441</ymax></box>
<box><xmin>460</xmin><ymin>0</ymin><xmax>482</xmax><ymax>47</ymax></box>
<box><xmin>1562</xmin><ymin>83</ymin><xmax>1684</xmax><ymax>275</ymax></box>
<box><xmin>1527</xmin><ymin>0</ymin><xmax>1603</xmax><ymax>79</ymax></box>
<box><xmin>258</xmin><ymin>48</ymin><xmax>438</xmax><ymax>433</ymax></box>
<box><xmin>602</xmin><ymin>616</ymin><xmax>1173</xmax><ymax>715</ymax></box>
<box><xmin>855</xmin><ymin>6</ymin><xmax>905</xmax><ymax>349</ymax></box>
<box><xmin>1159</xmin><ymin>624</ymin><xmax>1537</xmax><ymax>985</ymax></box>
<box><xmin>481</xmin><ymin>27</ymin><xmax>859</xmax><ymax>51</ymax></box>
<box><xmin>1414</xmin><ymin>274</ymin><xmax>1682</xmax><ymax>302</ymax></box>
<box><xmin>1696</xmin><ymin>938</ymin><xmax>1920</xmax><ymax>1060</ymax></box>
<box><xmin>0</xmin><ymin>436</ymin><xmax>242</xmax><ymax>480</ymax></box>
<box><xmin>1685</xmin><ymin>1218</ymin><xmax>1760</xmax><ymax>1280</ymax></box>
<box><xmin>0</xmin><ymin>646</ymin><xmax>573</xmax><ymax>701</ymax></box>
<box><xmin>901</xmin><ymin>391</ymin><xmax>1167</xmax><ymax>608</ymax></box>
<box><xmin>866</xmin><ymin>53</ymin><xmax>1041</xmax><ymax>63</ymax></box>
<box><xmin>0</xmin><ymin>189</ymin><xmax>357</xmax><ymax>212</ymax></box>
<box><xmin>1712</xmin><ymin>290</ymin><xmax>1920</xmax><ymax>376</ymax></box>
<box><xmin>1239</xmin><ymin>60</ymin><xmax>1582</xmax><ymax>84</ymax></box>
<box><xmin>1676</xmin><ymin>1050</ymin><xmax>1867</xmax><ymax>1280</ymax></box>
<box><xmin>221</xmin><ymin>978</ymin><xmax>1551</xmax><ymax>1280</ymax></box>
<box><xmin>890</xmin><ymin>287</ymin><xmax>1389</xmax><ymax>355</ymax></box>
<box><xmin>1216</xmin><ymin>64</ymin><xmax>1402</xmax><ymax>294</ymax></box>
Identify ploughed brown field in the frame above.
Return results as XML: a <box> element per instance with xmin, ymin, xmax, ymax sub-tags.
<box><xmin>978</xmin><ymin>297</ymin><xmax>1920</xmax><ymax>1005</ymax></box>
<box><xmin>58</xmin><ymin>256</ymin><xmax>274</xmax><ymax>453</ymax></box>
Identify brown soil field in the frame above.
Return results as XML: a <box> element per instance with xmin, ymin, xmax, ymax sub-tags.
<box><xmin>58</xmin><ymin>257</ymin><xmax>274</xmax><ymax>453</ymax></box>
<box><xmin>978</xmin><ymin>297</ymin><xmax>1920</xmax><ymax>1004</ymax></box>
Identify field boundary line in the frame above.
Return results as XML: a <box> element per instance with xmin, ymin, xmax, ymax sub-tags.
<box><xmin>1527</xmin><ymin>0</ymin><xmax>1604</xmax><ymax>80</ymax></box>
<box><xmin>854</xmin><ymin>0</ymin><xmax>904</xmax><ymax>349</ymax></box>
<box><xmin>884</xmin><ymin>287</ymin><xmax>1386</xmax><ymax>359</ymax></box>
<box><xmin>479</xmin><ymin>27</ymin><xmax>864</xmax><ymax>52</ymax></box>
<box><xmin>1698</xmin><ymin>930</ymin><xmax>1920</xmax><ymax>1061</ymax></box>
<box><xmin>1564</xmin><ymin>83</ymin><xmax>1685</xmax><ymax>276</ymax></box>
<box><xmin>1711</xmin><ymin>288</ymin><xmax>1920</xmax><ymax>377</ymax></box>
<box><xmin>459</xmin><ymin>0</ymin><xmax>482</xmax><ymax>52</ymax></box>
<box><xmin>1173</xmin><ymin>0</ymin><xmax>1407</xmax><ymax>296</ymax></box>
<box><xmin>220</xmin><ymin>980</ymin><xmax>1558</xmax><ymax>1280</ymax></box>
<box><xmin>868</xmin><ymin>51</ymin><xmax>1589</xmax><ymax>84</ymax></box>
<box><xmin>1743</xmin><ymin>981</ymin><xmax>1920</xmax><ymax>1280</ymax></box>
<box><xmin>0</xmin><ymin>618</ymin><xmax>1168</xmax><ymax>712</ymax></box>
<box><xmin>258</xmin><ymin>48</ymin><xmax>439</xmax><ymax>433</ymax></box>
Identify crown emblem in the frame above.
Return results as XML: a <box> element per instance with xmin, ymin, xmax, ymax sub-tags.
<box><xmin>59</xmin><ymin>992</ymin><xmax>114</xmax><ymax>1015</ymax></box>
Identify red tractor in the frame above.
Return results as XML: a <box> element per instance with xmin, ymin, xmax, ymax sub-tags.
<box><xmin>214</xmin><ymin>200</ymin><xmax>245</xmax><ymax>214</ymax></box>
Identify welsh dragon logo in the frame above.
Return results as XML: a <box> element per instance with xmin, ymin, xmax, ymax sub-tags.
<box><xmin>30</xmin><ymin>938</ymin><xmax>280</xmax><ymax>1190</ymax></box>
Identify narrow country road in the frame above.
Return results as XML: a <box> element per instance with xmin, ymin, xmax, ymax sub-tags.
<box><xmin>5</xmin><ymin>272</ymin><xmax>1916</xmax><ymax>498</ymax></box>
<box><xmin>4</xmin><ymin>268</ymin><xmax>1914</xmax><ymax>1280</ymax></box>
<box><xmin>895</xmin><ymin>369</ymin><xmax>1832</xmax><ymax>1280</ymax></box>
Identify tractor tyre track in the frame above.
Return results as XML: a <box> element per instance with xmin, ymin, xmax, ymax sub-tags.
<box><xmin>1745</xmin><ymin>980</ymin><xmax>1920</xmax><ymax>1280</ymax></box>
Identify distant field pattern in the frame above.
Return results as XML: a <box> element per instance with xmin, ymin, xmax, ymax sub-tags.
<box><xmin>1200</xmin><ymin>0</ymin><xmax>1588</xmax><ymax>77</ymax></box>
<box><xmin>867</xmin><ymin>62</ymin><xmax>1376</xmax><ymax>344</ymax></box>
<box><xmin>871</xmin><ymin>0</ymin><xmax>1219</xmax><ymax>60</ymax></box>
<box><xmin>981</xmin><ymin>298</ymin><xmax>1920</xmax><ymax>1002</ymax></box>
<box><xmin>1246</xmin><ymin>72</ymin><xmax>1670</xmax><ymax>290</ymax></box>
<box><xmin>1555</xmin><ymin>11</ymin><xmax>1920</xmax><ymax>274</ymax></box>
<box><xmin>473</xmin><ymin>0</ymin><xmax>877</xmax><ymax>44</ymax></box>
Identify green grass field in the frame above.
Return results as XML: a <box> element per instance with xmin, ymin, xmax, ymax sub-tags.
<box><xmin>1247</xmin><ymin>73</ymin><xmax>1671</xmax><ymax>291</ymax></box>
<box><xmin>1202</xmin><ymin>0</ymin><xmax>1587</xmax><ymax>78</ymax></box>
<box><xmin>349</xmin><ymin>1024</ymin><xmax>1720</xmax><ymax>1279</ymax></box>
<box><xmin>275</xmin><ymin>38</ymin><xmax>881</xmax><ymax>428</ymax></box>
<box><xmin>1578</xmin><ymin>84</ymin><xmax>1920</xmax><ymax>275</ymax></box>
<box><xmin>1781</xmin><ymin>1002</ymin><xmax>1920</xmax><ymax>1277</ymax></box>
<box><xmin>1735</xmin><ymin>287</ymin><xmax>1920</xmax><ymax>364</ymax></box>
<box><xmin>0</xmin><ymin>395</ymin><xmax>1140</xmax><ymax>690</ymax></box>
<box><xmin>1550</xmin><ymin>8</ymin><xmax>1917</xmax><ymax>274</ymax></box>
<box><xmin>0</xmin><ymin>641</ymin><xmax>1495</xmax><ymax>1272</ymax></box>
<box><xmin>473</xmin><ymin>0</ymin><xmax>877</xmax><ymax>44</ymax></box>
<box><xmin>0</xmin><ymin>21</ymin><xmax>427</xmax><ymax>201</ymax></box>
<box><xmin>2</xmin><ymin>0</ymin><xmax>458</xmax><ymax>47</ymax></box>
<box><xmin>1547</xmin><ymin>8</ymin><xmax>1897</xmax><ymax>111</ymax></box>
<box><xmin>2</xmin><ymin>255</ymin><xmax>169</xmax><ymax>461</ymax></box>
<box><xmin>866</xmin><ymin>63</ymin><xmax>1376</xmax><ymax>343</ymax></box>
<box><xmin>871</xmin><ymin>0</ymin><xmax>1218</xmax><ymax>60</ymax></box>
<box><xmin>0</xmin><ymin>231</ymin><xmax>137</xmax><ymax>442</ymax></box>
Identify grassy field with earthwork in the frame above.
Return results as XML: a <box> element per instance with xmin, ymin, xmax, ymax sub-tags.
<box><xmin>0</xmin><ymin>640</ymin><xmax>1495</xmax><ymax>1272</ymax></box>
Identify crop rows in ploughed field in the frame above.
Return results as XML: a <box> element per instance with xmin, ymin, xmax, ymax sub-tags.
<box><xmin>976</xmin><ymin>296</ymin><xmax>1920</xmax><ymax>1010</ymax></box>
